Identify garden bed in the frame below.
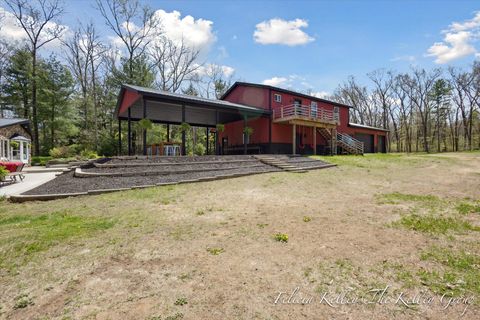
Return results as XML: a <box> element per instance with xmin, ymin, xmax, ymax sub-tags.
<box><xmin>23</xmin><ymin>164</ymin><xmax>280</xmax><ymax>195</ymax></box>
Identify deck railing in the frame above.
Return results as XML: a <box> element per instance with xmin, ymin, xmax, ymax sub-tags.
<box><xmin>272</xmin><ymin>104</ymin><xmax>339</xmax><ymax>123</ymax></box>
<box><xmin>337</xmin><ymin>132</ymin><xmax>364</xmax><ymax>154</ymax></box>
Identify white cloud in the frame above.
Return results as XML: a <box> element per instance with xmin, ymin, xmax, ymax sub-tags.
<box><xmin>426</xmin><ymin>12</ymin><xmax>480</xmax><ymax>64</ymax></box>
<box><xmin>254</xmin><ymin>18</ymin><xmax>314</xmax><ymax>46</ymax></box>
<box><xmin>0</xmin><ymin>6</ymin><xmax>68</xmax><ymax>50</ymax></box>
<box><xmin>262</xmin><ymin>75</ymin><xmax>328</xmax><ymax>98</ymax></box>
<box><xmin>390</xmin><ymin>55</ymin><xmax>416</xmax><ymax>62</ymax></box>
<box><xmin>153</xmin><ymin>9</ymin><xmax>216</xmax><ymax>53</ymax></box>
<box><xmin>262</xmin><ymin>76</ymin><xmax>288</xmax><ymax>86</ymax></box>
<box><xmin>107</xmin><ymin>9</ymin><xmax>216</xmax><ymax>57</ymax></box>
<box><xmin>195</xmin><ymin>63</ymin><xmax>235</xmax><ymax>78</ymax></box>
<box><xmin>311</xmin><ymin>91</ymin><xmax>330</xmax><ymax>99</ymax></box>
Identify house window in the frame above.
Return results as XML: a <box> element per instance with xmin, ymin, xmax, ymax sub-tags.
<box><xmin>274</xmin><ymin>94</ymin><xmax>282</xmax><ymax>103</ymax></box>
<box><xmin>0</xmin><ymin>138</ymin><xmax>8</xmax><ymax>160</ymax></box>
<box><xmin>311</xmin><ymin>101</ymin><xmax>318</xmax><ymax>118</ymax></box>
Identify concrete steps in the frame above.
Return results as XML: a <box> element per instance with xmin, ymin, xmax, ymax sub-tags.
<box><xmin>254</xmin><ymin>155</ymin><xmax>307</xmax><ymax>173</ymax></box>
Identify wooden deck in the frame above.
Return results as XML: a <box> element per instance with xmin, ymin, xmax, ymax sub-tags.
<box><xmin>272</xmin><ymin>104</ymin><xmax>340</xmax><ymax>128</ymax></box>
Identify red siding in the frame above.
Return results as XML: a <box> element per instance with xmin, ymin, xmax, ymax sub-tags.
<box><xmin>222</xmin><ymin>84</ymin><xmax>388</xmax><ymax>152</ymax></box>
<box><xmin>222</xmin><ymin>117</ymin><xmax>269</xmax><ymax>146</ymax></box>
<box><xmin>118</xmin><ymin>89</ymin><xmax>141</xmax><ymax>115</ymax></box>
<box><xmin>223</xmin><ymin>86</ymin><xmax>269</xmax><ymax>110</ymax></box>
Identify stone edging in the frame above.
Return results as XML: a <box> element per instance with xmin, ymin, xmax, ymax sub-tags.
<box><xmin>9</xmin><ymin>164</ymin><xmax>336</xmax><ymax>203</ymax></box>
<box><xmin>94</xmin><ymin>159</ymin><xmax>259</xmax><ymax>168</ymax></box>
<box><xmin>9</xmin><ymin>170</ymin><xmax>276</xmax><ymax>203</ymax></box>
<box><xmin>74</xmin><ymin>164</ymin><xmax>266</xmax><ymax>178</ymax></box>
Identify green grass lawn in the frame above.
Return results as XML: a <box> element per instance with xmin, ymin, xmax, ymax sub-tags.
<box><xmin>0</xmin><ymin>152</ymin><xmax>479</xmax><ymax>319</ymax></box>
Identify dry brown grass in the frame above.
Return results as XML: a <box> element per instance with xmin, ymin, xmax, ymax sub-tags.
<box><xmin>0</xmin><ymin>152</ymin><xmax>479</xmax><ymax>320</ymax></box>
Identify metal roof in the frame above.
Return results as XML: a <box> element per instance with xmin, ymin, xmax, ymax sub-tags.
<box><xmin>0</xmin><ymin>118</ymin><xmax>30</xmax><ymax>129</ymax></box>
<box><xmin>121</xmin><ymin>84</ymin><xmax>269</xmax><ymax>115</ymax></box>
<box><xmin>221</xmin><ymin>82</ymin><xmax>354</xmax><ymax>109</ymax></box>
<box><xmin>348</xmin><ymin>122</ymin><xmax>389</xmax><ymax>132</ymax></box>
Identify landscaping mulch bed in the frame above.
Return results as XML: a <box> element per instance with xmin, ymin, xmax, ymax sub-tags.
<box><xmin>23</xmin><ymin>164</ymin><xmax>280</xmax><ymax>195</ymax></box>
<box><xmin>86</xmin><ymin>161</ymin><xmax>262</xmax><ymax>173</ymax></box>
<box><xmin>110</xmin><ymin>155</ymin><xmax>256</xmax><ymax>164</ymax></box>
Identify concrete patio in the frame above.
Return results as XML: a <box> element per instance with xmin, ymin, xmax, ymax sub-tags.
<box><xmin>0</xmin><ymin>168</ymin><xmax>60</xmax><ymax>197</ymax></box>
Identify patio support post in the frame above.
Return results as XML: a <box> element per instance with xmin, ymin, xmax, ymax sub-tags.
<box><xmin>118</xmin><ymin>119</ymin><xmax>122</xmax><ymax>156</ymax></box>
<box><xmin>215</xmin><ymin>110</ymin><xmax>219</xmax><ymax>155</ymax></box>
<box><xmin>143</xmin><ymin>98</ymin><xmax>147</xmax><ymax>156</ymax></box>
<box><xmin>292</xmin><ymin>123</ymin><xmax>296</xmax><ymax>155</ymax></box>
<box><xmin>313</xmin><ymin>126</ymin><xmax>316</xmax><ymax>155</ymax></box>
<box><xmin>127</xmin><ymin>108</ymin><xmax>132</xmax><ymax>156</ymax></box>
<box><xmin>182</xmin><ymin>104</ymin><xmax>186</xmax><ymax>156</ymax></box>
<box><xmin>166</xmin><ymin>124</ymin><xmax>170</xmax><ymax>142</ymax></box>
<box><xmin>243</xmin><ymin>115</ymin><xmax>248</xmax><ymax>155</ymax></box>
<box><xmin>206</xmin><ymin>127</ymin><xmax>209</xmax><ymax>155</ymax></box>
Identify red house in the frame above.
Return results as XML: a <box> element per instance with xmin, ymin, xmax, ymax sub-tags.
<box><xmin>219</xmin><ymin>82</ymin><xmax>388</xmax><ymax>155</ymax></box>
<box><xmin>116</xmin><ymin>82</ymin><xmax>388</xmax><ymax>156</ymax></box>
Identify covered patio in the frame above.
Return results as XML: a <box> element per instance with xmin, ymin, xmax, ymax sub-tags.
<box><xmin>115</xmin><ymin>84</ymin><xmax>269</xmax><ymax>156</ymax></box>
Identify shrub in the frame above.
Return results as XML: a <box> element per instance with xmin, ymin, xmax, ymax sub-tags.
<box><xmin>49</xmin><ymin>146</ymin><xmax>72</xmax><ymax>159</ymax></box>
<box><xmin>80</xmin><ymin>149</ymin><xmax>99</xmax><ymax>159</ymax></box>
<box><xmin>194</xmin><ymin>143</ymin><xmax>206</xmax><ymax>155</ymax></box>
<box><xmin>0</xmin><ymin>166</ymin><xmax>9</xmax><ymax>180</ymax></box>
<box><xmin>303</xmin><ymin>216</ymin><xmax>312</xmax><ymax>222</ymax></box>
<box><xmin>31</xmin><ymin>156</ymin><xmax>53</xmax><ymax>166</ymax></box>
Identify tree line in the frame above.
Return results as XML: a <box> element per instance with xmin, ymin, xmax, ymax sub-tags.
<box><xmin>1</xmin><ymin>0</ymin><xmax>478</xmax><ymax>156</ymax></box>
<box><xmin>332</xmin><ymin>65</ymin><xmax>480</xmax><ymax>153</ymax></box>
<box><xmin>0</xmin><ymin>0</ymin><xmax>232</xmax><ymax>157</ymax></box>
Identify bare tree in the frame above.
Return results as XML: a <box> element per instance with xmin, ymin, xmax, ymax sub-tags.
<box><xmin>64</xmin><ymin>22</ymin><xmax>106</xmax><ymax>151</ymax></box>
<box><xmin>368</xmin><ymin>69</ymin><xmax>396</xmax><ymax>151</ymax></box>
<box><xmin>4</xmin><ymin>0</ymin><xmax>65</xmax><ymax>155</ymax></box>
<box><xmin>198</xmin><ymin>64</ymin><xmax>234</xmax><ymax>99</ymax></box>
<box><xmin>96</xmin><ymin>0</ymin><xmax>159</xmax><ymax>82</ymax></box>
<box><xmin>150</xmin><ymin>37</ymin><xmax>201</xmax><ymax>93</ymax></box>
<box><xmin>449</xmin><ymin>67</ymin><xmax>475</xmax><ymax>150</ymax></box>
<box><xmin>397</xmin><ymin>68</ymin><xmax>441</xmax><ymax>152</ymax></box>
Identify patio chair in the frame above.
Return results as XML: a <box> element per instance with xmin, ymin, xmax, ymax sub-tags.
<box><xmin>6</xmin><ymin>163</ymin><xmax>25</xmax><ymax>182</ymax></box>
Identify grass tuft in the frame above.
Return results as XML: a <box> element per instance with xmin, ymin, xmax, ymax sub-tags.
<box><xmin>206</xmin><ymin>247</ymin><xmax>224</xmax><ymax>255</ymax></box>
<box><xmin>456</xmin><ymin>202</ymin><xmax>480</xmax><ymax>215</ymax></box>
<box><xmin>273</xmin><ymin>233</ymin><xmax>289</xmax><ymax>243</ymax></box>
<box><xmin>174</xmin><ymin>297</ymin><xmax>188</xmax><ymax>306</ymax></box>
<box><xmin>303</xmin><ymin>216</ymin><xmax>312</xmax><ymax>222</ymax></box>
<box><xmin>395</xmin><ymin>214</ymin><xmax>479</xmax><ymax>235</ymax></box>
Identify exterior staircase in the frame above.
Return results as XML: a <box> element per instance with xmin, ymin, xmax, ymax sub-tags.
<box><xmin>317</xmin><ymin>128</ymin><xmax>364</xmax><ymax>155</ymax></box>
<box><xmin>254</xmin><ymin>155</ymin><xmax>307</xmax><ymax>173</ymax></box>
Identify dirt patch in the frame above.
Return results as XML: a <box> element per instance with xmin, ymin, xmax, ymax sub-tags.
<box><xmin>0</xmin><ymin>152</ymin><xmax>479</xmax><ymax>320</ymax></box>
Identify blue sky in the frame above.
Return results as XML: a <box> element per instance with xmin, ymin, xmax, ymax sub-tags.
<box><xmin>2</xmin><ymin>0</ymin><xmax>480</xmax><ymax>95</ymax></box>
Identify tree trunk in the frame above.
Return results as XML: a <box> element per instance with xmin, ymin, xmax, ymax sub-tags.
<box><xmin>91</xmin><ymin>60</ymin><xmax>98</xmax><ymax>152</ymax></box>
<box><xmin>31</xmin><ymin>49</ymin><xmax>40</xmax><ymax>156</ymax></box>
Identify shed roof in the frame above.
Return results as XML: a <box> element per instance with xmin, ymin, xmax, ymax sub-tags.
<box><xmin>348</xmin><ymin>122</ymin><xmax>389</xmax><ymax>132</ymax></box>
<box><xmin>0</xmin><ymin>118</ymin><xmax>30</xmax><ymax>129</ymax></box>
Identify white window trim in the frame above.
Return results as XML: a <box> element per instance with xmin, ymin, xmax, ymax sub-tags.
<box><xmin>274</xmin><ymin>94</ymin><xmax>282</xmax><ymax>103</ymax></box>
